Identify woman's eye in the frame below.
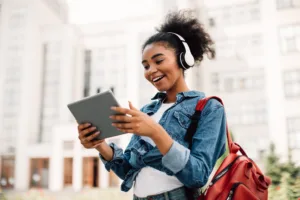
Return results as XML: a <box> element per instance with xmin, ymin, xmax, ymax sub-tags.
<box><xmin>143</xmin><ymin>65</ymin><xmax>150</xmax><ymax>70</ymax></box>
<box><xmin>156</xmin><ymin>60</ymin><xmax>164</xmax><ymax>65</ymax></box>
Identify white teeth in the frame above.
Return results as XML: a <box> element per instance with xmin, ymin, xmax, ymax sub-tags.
<box><xmin>153</xmin><ymin>76</ymin><xmax>164</xmax><ymax>82</ymax></box>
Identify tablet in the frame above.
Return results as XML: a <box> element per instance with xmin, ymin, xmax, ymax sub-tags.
<box><xmin>67</xmin><ymin>90</ymin><xmax>126</xmax><ymax>140</ymax></box>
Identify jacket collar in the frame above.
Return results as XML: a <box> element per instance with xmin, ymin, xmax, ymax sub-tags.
<box><xmin>151</xmin><ymin>90</ymin><xmax>204</xmax><ymax>101</ymax></box>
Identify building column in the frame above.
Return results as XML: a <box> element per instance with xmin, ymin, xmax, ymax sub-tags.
<box><xmin>14</xmin><ymin>124</ymin><xmax>29</xmax><ymax>191</ymax></box>
<box><xmin>126</xmin><ymin>32</ymin><xmax>140</xmax><ymax>106</ymax></box>
<box><xmin>261</xmin><ymin>0</ymin><xmax>288</xmax><ymax>160</ymax></box>
<box><xmin>100</xmin><ymin>163</ymin><xmax>109</xmax><ymax>188</ymax></box>
<box><xmin>73</xmin><ymin>139</ymin><xmax>83</xmax><ymax>191</ymax></box>
<box><xmin>49</xmin><ymin>128</ymin><xmax>64</xmax><ymax>191</ymax></box>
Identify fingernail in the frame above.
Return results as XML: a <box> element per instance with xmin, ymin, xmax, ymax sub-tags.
<box><xmin>95</xmin><ymin>131</ymin><xmax>100</xmax><ymax>134</ymax></box>
<box><xmin>109</xmin><ymin>116</ymin><xmax>112</xmax><ymax>119</ymax></box>
<box><xmin>111</xmin><ymin>106</ymin><xmax>116</xmax><ymax>109</ymax></box>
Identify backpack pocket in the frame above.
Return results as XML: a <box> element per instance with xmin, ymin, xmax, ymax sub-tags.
<box><xmin>227</xmin><ymin>182</ymin><xmax>259</xmax><ymax>200</ymax></box>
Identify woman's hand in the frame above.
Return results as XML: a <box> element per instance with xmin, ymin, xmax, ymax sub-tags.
<box><xmin>110</xmin><ymin>101</ymin><xmax>161</xmax><ymax>138</ymax></box>
<box><xmin>77</xmin><ymin>123</ymin><xmax>105</xmax><ymax>148</ymax></box>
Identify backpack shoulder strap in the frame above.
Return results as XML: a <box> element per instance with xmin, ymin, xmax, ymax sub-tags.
<box><xmin>184</xmin><ymin>96</ymin><xmax>237</xmax><ymax>154</ymax></box>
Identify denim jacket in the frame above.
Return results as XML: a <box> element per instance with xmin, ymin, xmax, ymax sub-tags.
<box><xmin>99</xmin><ymin>90</ymin><xmax>227</xmax><ymax>192</ymax></box>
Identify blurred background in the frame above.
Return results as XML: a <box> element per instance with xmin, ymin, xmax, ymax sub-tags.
<box><xmin>0</xmin><ymin>0</ymin><xmax>299</xmax><ymax>199</ymax></box>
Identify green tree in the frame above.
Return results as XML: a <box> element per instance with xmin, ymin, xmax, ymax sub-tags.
<box><xmin>277</xmin><ymin>172</ymin><xmax>292</xmax><ymax>200</ymax></box>
<box><xmin>265</xmin><ymin>143</ymin><xmax>300</xmax><ymax>199</ymax></box>
<box><xmin>281</xmin><ymin>161</ymin><xmax>300</xmax><ymax>185</ymax></box>
<box><xmin>268</xmin><ymin>185</ymin><xmax>280</xmax><ymax>200</ymax></box>
<box><xmin>265</xmin><ymin>143</ymin><xmax>282</xmax><ymax>186</ymax></box>
<box><xmin>290</xmin><ymin>176</ymin><xmax>300</xmax><ymax>200</ymax></box>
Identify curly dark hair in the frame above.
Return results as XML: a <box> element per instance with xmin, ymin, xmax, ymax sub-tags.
<box><xmin>142</xmin><ymin>10</ymin><xmax>215</xmax><ymax>68</ymax></box>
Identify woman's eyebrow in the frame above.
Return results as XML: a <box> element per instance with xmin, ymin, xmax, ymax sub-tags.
<box><xmin>142</xmin><ymin>53</ymin><xmax>164</xmax><ymax>64</ymax></box>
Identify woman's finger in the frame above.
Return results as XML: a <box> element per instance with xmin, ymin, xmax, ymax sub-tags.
<box><xmin>110</xmin><ymin>115</ymin><xmax>135</xmax><ymax>122</ymax></box>
<box><xmin>111</xmin><ymin>106</ymin><xmax>139</xmax><ymax>116</ymax></box>
<box><xmin>112</xmin><ymin>122</ymin><xmax>137</xmax><ymax>129</ymax></box>
<box><xmin>85</xmin><ymin>131</ymin><xmax>100</xmax><ymax>142</ymax></box>
<box><xmin>78</xmin><ymin>123</ymin><xmax>91</xmax><ymax>132</ymax></box>
<box><xmin>128</xmin><ymin>101</ymin><xmax>138</xmax><ymax>111</ymax></box>
<box><xmin>80</xmin><ymin>126</ymin><xmax>97</xmax><ymax>138</ymax></box>
<box><xmin>117</xmin><ymin>128</ymin><xmax>134</xmax><ymax>133</ymax></box>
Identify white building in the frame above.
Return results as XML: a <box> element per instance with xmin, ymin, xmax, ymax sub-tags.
<box><xmin>198</xmin><ymin>0</ymin><xmax>300</xmax><ymax>164</ymax></box>
<box><xmin>0</xmin><ymin>0</ymin><xmax>83</xmax><ymax>191</ymax></box>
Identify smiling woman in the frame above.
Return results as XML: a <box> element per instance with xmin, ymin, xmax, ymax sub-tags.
<box><xmin>76</xmin><ymin>10</ymin><xmax>227</xmax><ymax>200</ymax></box>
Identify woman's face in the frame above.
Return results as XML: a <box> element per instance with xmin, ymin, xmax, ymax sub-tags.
<box><xmin>142</xmin><ymin>42</ymin><xmax>183</xmax><ymax>92</ymax></box>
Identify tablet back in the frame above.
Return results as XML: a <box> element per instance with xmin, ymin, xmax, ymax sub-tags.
<box><xmin>67</xmin><ymin>90</ymin><xmax>126</xmax><ymax>140</ymax></box>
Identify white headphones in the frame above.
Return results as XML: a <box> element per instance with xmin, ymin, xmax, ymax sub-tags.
<box><xmin>168</xmin><ymin>32</ymin><xmax>195</xmax><ymax>69</ymax></box>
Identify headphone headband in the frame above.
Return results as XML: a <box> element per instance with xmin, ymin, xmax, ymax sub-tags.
<box><xmin>168</xmin><ymin>32</ymin><xmax>195</xmax><ymax>69</ymax></box>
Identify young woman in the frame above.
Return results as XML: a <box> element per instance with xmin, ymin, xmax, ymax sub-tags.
<box><xmin>77</xmin><ymin>10</ymin><xmax>227</xmax><ymax>200</ymax></box>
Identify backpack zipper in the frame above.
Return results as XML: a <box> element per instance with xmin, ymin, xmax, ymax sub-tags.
<box><xmin>203</xmin><ymin>155</ymin><xmax>243</xmax><ymax>195</ymax></box>
<box><xmin>226</xmin><ymin>182</ymin><xmax>243</xmax><ymax>200</ymax></box>
<box><xmin>211</xmin><ymin>155</ymin><xmax>243</xmax><ymax>185</ymax></box>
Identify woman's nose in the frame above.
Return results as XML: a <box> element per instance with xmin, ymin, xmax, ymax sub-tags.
<box><xmin>147</xmin><ymin>65</ymin><xmax>157</xmax><ymax>74</ymax></box>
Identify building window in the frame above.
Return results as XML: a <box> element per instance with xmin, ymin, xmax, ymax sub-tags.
<box><xmin>283</xmin><ymin>70</ymin><xmax>300</xmax><ymax>97</ymax></box>
<box><xmin>0</xmin><ymin>156</ymin><xmax>15</xmax><ymax>189</ymax></box>
<box><xmin>84</xmin><ymin>88</ymin><xmax>89</xmax><ymax>97</ymax></box>
<box><xmin>2</xmin><ymin>16</ymin><xmax>24</xmax><ymax>147</ymax></box>
<box><xmin>215</xmin><ymin>35</ymin><xmax>263</xmax><ymax>58</ymax></box>
<box><xmin>64</xmin><ymin>158</ymin><xmax>73</xmax><ymax>186</ymax></box>
<box><xmin>39</xmin><ymin>42</ymin><xmax>60</xmax><ymax>143</ymax></box>
<box><xmin>96</xmin><ymin>87</ymin><xmax>101</xmax><ymax>93</ymax></box>
<box><xmin>211</xmin><ymin>70</ymin><xmax>264</xmax><ymax>93</ymax></box>
<box><xmin>30</xmin><ymin>158</ymin><xmax>49</xmax><ymax>188</ymax></box>
<box><xmin>82</xmin><ymin>157</ymin><xmax>99</xmax><ymax>188</ymax></box>
<box><xmin>277</xmin><ymin>0</ymin><xmax>300</xmax><ymax>9</ymax></box>
<box><xmin>93</xmin><ymin>47</ymin><xmax>126</xmax><ymax>98</ymax></box>
<box><xmin>110</xmin><ymin>86</ymin><xmax>114</xmax><ymax>94</ymax></box>
<box><xmin>208</xmin><ymin>18</ymin><xmax>215</xmax><ymax>27</ymax></box>
<box><xmin>207</xmin><ymin>2</ymin><xmax>261</xmax><ymax>27</ymax></box>
<box><xmin>226</xmin><ymin>102</ymin><xmax>267</xmax><ymax>125</ymax></box>
<box><xmin>84</xmin><ymin>50</ymin><xmax>92</xmax><ymax>97</ymax></box>
<box><xmin>279</xmin><ymin>24</ymin><xmax>300</xmax><ymax>53</ymax></box>
<box><xmin>287</xmin><ymin>117</ymin><xmax>300</xmax><ymax>149</ymax></box>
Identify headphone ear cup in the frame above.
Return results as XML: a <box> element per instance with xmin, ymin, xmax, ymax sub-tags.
<box><xmin>179</xmin><ymin>52</ymin><xmax>190</xmax><ymax>70</ymax></box>
<box><xmin>185</xmin><ymin>51</ymin><xmax>195</xmax><ymax>67</ymax></box>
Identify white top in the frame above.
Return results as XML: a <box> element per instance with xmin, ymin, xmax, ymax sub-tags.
<box><xmin>134</xmin><ymin>103</ymin><xmax>184</xmax><ymax>198</ymax></box>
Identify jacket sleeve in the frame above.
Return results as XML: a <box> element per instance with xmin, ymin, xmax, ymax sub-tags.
<box><xmin>99</xmin><ymin>134</ymin><xmax>138</xmax><ymax>180</ymax></box>
<box><xmin>98</xmin><ymin>105</ymin><xmax>148</xmax><ymax>180</ymax></box>
<box><xmin>161</xmin><ymin>99</ymin><xmax>227</xmax><ymax>188</ymax></box>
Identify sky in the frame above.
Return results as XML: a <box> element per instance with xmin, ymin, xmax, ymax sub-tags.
<box><xmin>66</xmin><ymin>0</ymin><xmax>255</xmax><ymax>24</ymax></box>
<box><xmin>67</xmin><ymin>0</ymin><xmax>159</xmax><ymax>24</ymax></box>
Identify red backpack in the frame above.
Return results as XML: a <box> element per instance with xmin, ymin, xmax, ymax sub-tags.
<box><xmin>184</xmin><ymin>96</ymin><xmax>271</xmax><ymax>200</ymax></box>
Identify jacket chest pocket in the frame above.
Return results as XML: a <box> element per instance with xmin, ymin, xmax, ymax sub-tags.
<box><xmin>173</xmin><ymin>111</ymin><xmax>191</xmax><ymax>129</ymax></box>
<box><xmin>167</xmin><ymin>111</ymin><xmax>192</xmax><ymax>143</ymax></box>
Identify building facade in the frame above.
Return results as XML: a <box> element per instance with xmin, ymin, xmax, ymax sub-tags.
<box><xmin>199</xmin><ymin>0</ymin><xmax>300</xmax><ymax>164</ymax></box>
